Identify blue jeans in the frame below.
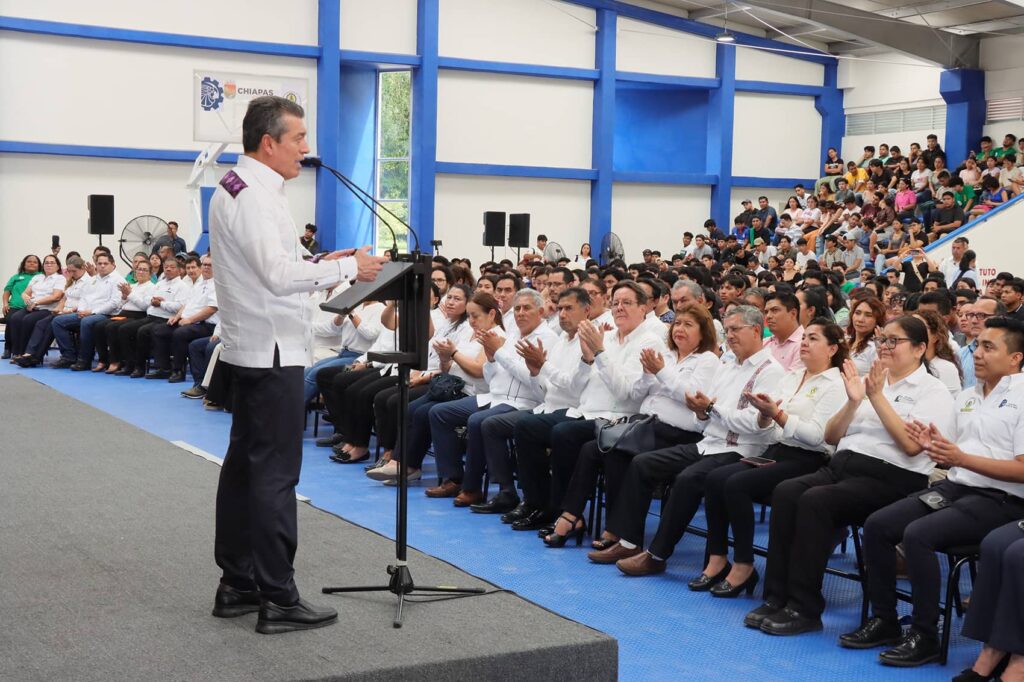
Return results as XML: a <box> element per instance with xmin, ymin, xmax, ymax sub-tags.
<box><xmin>52</xmin><ymin>313</ymin><xmax>107</xmax><ymax>362</ymax></box>
<box><xmin>303</xmin><ymin>350</ymin><xmax>361</xmax><ymax>403</ymax></box>
<box><xmin>188</xmin><ymin>336</ymin><xmax>221</xmax><ymax>387</ymax></box>
<box><xmin>429</xmin><ymin>396</ymin><xmax>517</xmax><ymax>491</ymax></box>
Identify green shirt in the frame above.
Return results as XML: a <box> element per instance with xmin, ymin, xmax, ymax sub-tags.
<box><xmin>993</xmin><ymin>146</ymin><xmax>1015</xmax><ymax>160</ymax></box>
<box><xmin>954</xmin><ymin>185</ymin><xmax>975</xmax><ymax>208</ymax></box>
<box><xmin>3</xmin><ymin>272</ymin><xmax>35</xmax><ymax>309</ymax></box>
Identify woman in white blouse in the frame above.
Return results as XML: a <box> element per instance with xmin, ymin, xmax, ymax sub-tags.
<box><xmin>696</xmin><ymin>319</ymin><xmax>848</xmax><ymax>597</ymax></box>
<box><xmin>8</xmin><ymin>254</ymin><xmax>65</xmax><ymax>358</ymax></box>
<box><xmin>913</xmin><ymin>309</ymin><xmax>963</xmax><ymax>395</ymax></box>
<box><xmin>847</xmin><ymin>296</ymin><xmax>886</xmax><ymax>375</ymax></box>
<box><xmin>748</xmin><ymin>315</ymin><xmax>956</xmax><ymax>637</ymax></box>
<box><xmin>544</xmin><ymin>303</ymin><xmax>720</xmax><ymax>548</ymax></box>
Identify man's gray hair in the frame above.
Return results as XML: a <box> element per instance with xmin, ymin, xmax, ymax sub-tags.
<box><xmin>672</xmin><ymin>279</ymin><xmax>704</xmax><ymax>300</ymax></box>
<box><xmin>66</xmin><ymin>255</ymin><xmax>85</xmax><ymax>269</ymax></box>
<box><xmin>725</xmin><ymin>304</ymin><xmax>764</xmax><ymax>329</ymax></box>
<box><xmin>242</xmin><ymin>96</ymin><xmax>305</xmax><ymax>153</ymax></box>
<box><xmin>514</xmin><ymin>288</ymin><xmax>544</xmax><ymax>309</ymax></box>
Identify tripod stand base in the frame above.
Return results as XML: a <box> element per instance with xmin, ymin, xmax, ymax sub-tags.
<box><xmin>323</xmin><ymin>564</ymin><xmax>486</xmax><ymax>628</ymax></box>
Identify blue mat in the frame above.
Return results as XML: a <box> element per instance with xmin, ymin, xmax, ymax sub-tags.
<box><xmin>0</xmin><ymin>358</ymin><xmax>974</xmax><ymax>680</ymax></box>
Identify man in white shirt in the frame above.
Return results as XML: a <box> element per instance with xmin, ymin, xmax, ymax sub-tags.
<box><xmin>590</xmin><ymin>305</ymin><xmax>784</xmax><ymax>573</ymax></box>
<box><xmin>940</xmin><ymin>237</ymin><xmax>969</xmax><ymax>287</ymax></box>
<box><xmin>208</xmin><ymin>96</ymin><xmax>384</xmax><ymax>634</ymax></box>
<box><xmin>51</xmin><ymin>252</ymin><xmax>125</xmax><ymax>370</ymax></box>
<box><xmin>848</xmin><ymin>317</ymin><xmax>1024</xmax><ymax>666</ymax></box>
<box><xmin>581</xmin><ymin>277</ymin><xmax>613</xmax><ymax>329</ymax></box>
<box><xmin>794</xmin><ymin>238</ymin><xmax>815</xmax><ymax>273</ymax></box>
<box><xmin>147</xmin><ymin>255</ymin><xmax>219</xmax><ymax>383</ymax></box>
<box><xmin>494</xmin><ymin>272</ymin><xmax>520</xmax><ymax>337</ymax></box>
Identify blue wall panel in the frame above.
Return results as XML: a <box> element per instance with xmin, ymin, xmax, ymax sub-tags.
<box><xmin>337</xmin><ymin>65</ymin><xmax>378</xmax><ymax>251</ymax></box>
<box><xmin>614</xmin><ymin>83</ymin><xmax>708</xmax><ymax>174</ymax></box>
<box><xmin>940</xmin><ymin>69</ymin><xmax>985</xmax><ymax>170</ymax></box>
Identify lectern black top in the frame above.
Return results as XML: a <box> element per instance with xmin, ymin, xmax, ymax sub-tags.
<box><xmin>320</xmin><ymin>260</ymin><xmax>416</xmax><ymax>316</ymax></box>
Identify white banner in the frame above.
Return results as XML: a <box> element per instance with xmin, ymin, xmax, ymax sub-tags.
<box><xmin>193</xmin><ymin>70</ymin><xmax>309</xmax><ymax>143</ymax></box>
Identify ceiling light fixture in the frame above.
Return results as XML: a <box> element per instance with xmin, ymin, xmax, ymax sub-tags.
<box><xmin>717</xmin><ymin>0</ymin><xmax>736</xmax><ymax>44</ymax></box>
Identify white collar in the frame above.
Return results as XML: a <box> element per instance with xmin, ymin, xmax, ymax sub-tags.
<box><xmin>238</xmin><ymin>155</ymin><xmax>286</xmax><ymax>194</ymax></box>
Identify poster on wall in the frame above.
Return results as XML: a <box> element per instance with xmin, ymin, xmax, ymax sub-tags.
<box><xmin>193</xmin><ymin>70</ymin><xmax>308</xmax><ymax>143</ymax></box>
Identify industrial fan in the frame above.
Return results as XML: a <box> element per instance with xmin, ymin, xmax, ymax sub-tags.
<box><xmin>118</xmin><ymin>215</ymin><xmax>168</xmax><ymax>265</ymax></box>
<box><xmin>600</xmin><ymin>232</ymin><xmax>624</xmax><ymax>265</ymax></box>
<box><xmin>542</xmin><ymin>241</ymin><xmax>567</xmax><ymax>264</ymax></box>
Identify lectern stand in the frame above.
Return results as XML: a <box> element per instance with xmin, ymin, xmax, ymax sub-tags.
<box><xmin>318</xmin><ymin>252</ymin><xmax>485</xmax><ymax>627</ymax></box>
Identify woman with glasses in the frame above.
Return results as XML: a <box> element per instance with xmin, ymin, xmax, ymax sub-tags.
<box><xmin>748</xmin><ymin>316</ymin><xmax>955</xmax><ymax>637</ymax></box>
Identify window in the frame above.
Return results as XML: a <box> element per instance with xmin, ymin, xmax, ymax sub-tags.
<box><xmin>375</xmin><ymin>70</ymin><xmax>412</xmax><ymax>254</ymax></box>
<box><xmin>845</xmin><ymin>105</ymin><xmax>946</xmax><ymax>136</ymax></box>
<box><xmin>986</xmin><ymin>97</ymin><xmax>1024</xmax><ymax>124</ymax></box>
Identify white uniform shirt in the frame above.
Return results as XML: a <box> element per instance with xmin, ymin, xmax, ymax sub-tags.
<box><xmin>532</xmin><ymin>331</ymin><xmax>588</xmax><ymax>414</ymax></box>
<box><xmin>836</xmin><ymin>363</ymin><xmax>956</xmax><ymax>474</ymax></box>
<box><xmin>448</xmin><ymin>325</ymin><xmax>487</xmax><ymax>396</ymax></box>
<box><xmin>483</xmin><ymin>323</ymin><xmax>559</xmax><ymax>409</ymax></box>
<box><xmin>209</xmin><ymin>155</ymin><xmax>358</xmax><ymax>368</ymax></box>
<box><xmin>641</xmin><ymin>311</ymin><xmax>669</xmax><ymax>344</ymax></box>
<box><xmin>930</xmin><ymin>357</ymin><xmax>962</xmax><ymax>395</ymax></box>
<box><xmin>26</xmin><ymin>273</ymin><xmax>66</xmax><ymax>310</ymax></box>
<box><xmin>700</xmin><ymin>348</ymin><xmax>786</xmax><ymax>457</ymax></box>
<box><xmin>146</xmin><ymin>276</ymin><xmax>188</xmax><ymax>319</ymax></box>
<box><xmin>774</xmin><ymin>366</ymin><xmax>847</xmax><ymax>454</ymax></box>
<box><xmin>502</xmin><ymin>308</ymin><xmax>519</xmax><ymax>341</ymax></box>
<box><xmin>568</xmin><ymin>325</ymin><xmax>667</xmax><ymax>421</ymax></box>
<box><xmin>592</xmin><ymin>309</ymin><xmax>614</xmax><ymax>329</ymax></box>
<box><xmin>179</xmin><ymin>276</ymin><xmax>218</xmax><ymax>324</ymax></box>
<box><xmin>78</xmin><ymin>271</ymin><xmax>126</xmax><ymax>315</ymax></box>
<box><xmin>850</xmin><ymin>340</ymin><xmax>878</xmax><ymax>376</ymax></box>
<box><xmin>61</xmin><ymin>274</ymin><xmax>93</xmax><ymax>312</ymax></box>
<box><xmin>947</xmin><ymin>374</ymin><xmax>1024</xmax><ymax>498</ymax></box>
<box><xmin>123</xmin><ymin>280</ymin><xmax>155</xmax><ymax>313</ymax></box>
<box><xmin>322</xmin><ymin>300</ymin><xmax>384</xmax><ymax>357</ymax></box>
<box><xmin>631</xmin><ymin>350</ymin><xmax>720</xmax><ymax>433</ymax></box>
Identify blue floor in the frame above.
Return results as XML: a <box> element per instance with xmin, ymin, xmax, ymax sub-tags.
<box><xmin>1</xmin><ymin>358</ymin><xmax>970</xmax><ymax>680</ymax></box>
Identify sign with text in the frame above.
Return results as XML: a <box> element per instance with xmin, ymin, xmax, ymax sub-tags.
<box><xmin>193</xmin><ymin>70</ymin><xmax>308</xmax><ymax>143</ymax></box>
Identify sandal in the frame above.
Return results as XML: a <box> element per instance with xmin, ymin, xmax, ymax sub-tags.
<box><xmin>591</xmin><ymin>535</ymin><xmax>618</xmax><ymax>551</ymax></box>
<box><xmin>544</xmin><ymin>513</ymin><xmax>586</xmax><ymax>548</ymax></box>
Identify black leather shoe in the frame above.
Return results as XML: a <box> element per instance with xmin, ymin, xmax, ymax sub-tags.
<box><xmin>512</xmin><ymin>509</ymin><xmax>558</xmax><ymax>531</ymax></box>
<box><xmin>500</xmin><ymin>502</ymin><xmax>534</xmax><ymax>524</ymax></box>
<box><xmin>50</xmin><ymin>357</ymin><xmax>75</xmax><ymax>369</ymax></box>
<box><xmin>14</xmin><ymin>356</ymin><xmax>40</xmax><ymax>368</ymax></box>
<box><xmin>839</xmin><ymin>617</ymin><xmax>903</xmax><ymax>649</ymax></box>
<box><xmin>115</xmin><ymin>365</ymin><xmax>133</xmax><ymax>376</ymax></box>
<box><xmin>167</xmin><ymin>371</ymin><xmax>186</xmax><ymax>383</ymax></box>
<box><xmin>70</xmin><ymin>362</ymin><xmax>89</xmax><ymax>371</ymax></box>
<box><xmin>688</xmin><ymin>563</ymin><xmax>731</xmax><ymax>592</ymax></box>
<box><xmin>744</xmin><ymin>601</ymin><xmax>785</xmax><ymax>629</ymax></box>
<box><xmin>710</xmin><ymin>569</ymin><xmax>759</xmax><ymax>598</ymax></box>
<box><xmin>316</xmin><ymin>434</ymin><xmax>345</xmax><ymax>447</ymax></box>
<box><xmin>211</xmin><ymin>583</ymin><xmax>261</xmax><ymax>618</ymax></box>
<box><xmin>879</xmin><ymin>630</ymin><xmax>940</xmax><ymax>667</ymax></box>
<box><xmin>0</xmin><ymin>351</ymin><xmax>9</xmax><ymax>360</ymax></box>
<box><xmin>760</xmin><ymin>607</ymin><xmax>823</xmax><ymax>636</ymax></box>
<box><xmin>470</xmin><ymin>490</ymin><xmax>520</xmax><ymax>514</ymax></box>
<box><xmin>145</xmin><ymin>370</ymin><xmax>171</xmax><ymax>380</ymax></box>
<box><xmin>255</xmin><ymin>598</ymin><xmax>338</xmax><ymax>635</ymax></box>
<box><xmin>129</xmin><ymin>369</ymin><xmax>146</xmax><ymax>379</ymax></box>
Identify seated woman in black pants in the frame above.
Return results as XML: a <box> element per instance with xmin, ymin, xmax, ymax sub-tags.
<box><xmin>8</xmin><ymin>254</ymin><xmax>64</xmax><ymax>358</ymax></box>
<box><xmin>748</xmin><ymin>316</ymin><xmax>956</xmax><ymax>637</ymax></box>
<box><xmin>697</xmin><ymin>318</ymin><xmax>847</xmax><ymax>597</ymax></box>
<box><xmin>95</xmin><ymin>260</ymin><xmax>153</xmax><ymax>373</ymax></box>
<box><xmin>954</xmin><ymin>520</ymin><xmax>1024</xmax><ymax>682</ymax></box>
<box><xmin>545</xmin><ymin>303</ymin><xmax>720</xmax><ymax>547</ymax></box>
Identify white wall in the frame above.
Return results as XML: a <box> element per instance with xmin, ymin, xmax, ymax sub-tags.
<box><xmin>735</xmin><ymin>47</ymin><xmax>824</xmax><ymax>87</ymax></box>
<box><xmin>838</xmin><ymin>52</ymin><xmax>943</xmax><ymax>113</ymax></box>
<box><xmin>433</xmin><ymin>175</ymin><xmax>591</xmax><ymax>267</ymax></box>
<box><xmin>0</xmin><ymin>32</ymin><xmax>318</xmax><ymax>155</ymax></box>
<box><xmin>0</xmin><ymin>154</ymin><xmax>316</xmax><ymax>276</ymax></box>
<box><xmin>341</xmin><ymin>0</ymin><xmax>417</xmax><ymax>55</ymax></box>
<box><xmin>616</xmin><ymin>17</ymin><xmax>717</xmax><ymax>78</ymax></box>
<box><xmin>980</xmin><ymin>35</ymin><xmax>1024</xmax><ymax>100</ymax></box>
<box><xmin>732</xmin><ymin>93</ymin><xmax>821</xmax><ymax>178</ymax></box>
<box><xmin>611</xmin><ymin>184</ymin><xmax>710</xmax><ymax>259</ymax></box>
<box><xmin>927</xmin><ymin>199</ymin><xmax>1023</xmax><ymax>288</ymax></box>
<box><xmin>438</xmin><ymin>0</ymin><xmax>595</xmax><ymax>68</ymax></box>
<box><xmin>0</xmin><ymin>0</ymin><xmax>318</xmax><ymax>44</ymax></box>
<box><xmin>436</xmin><ymin>71</ymin><xmax>593</xmax><ymax>168</ymax></box>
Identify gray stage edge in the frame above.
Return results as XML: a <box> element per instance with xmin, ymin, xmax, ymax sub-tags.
<box><xmin>0</xmin><ymin>375</ymin><xmax>616</xmax><ymax>681</ymax></box>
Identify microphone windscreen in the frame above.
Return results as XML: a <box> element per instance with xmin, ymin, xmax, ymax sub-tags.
<box><xmin>300</xmin><ymin>156</ymin><xmax>322</xmax><ymax>168</ymax></box>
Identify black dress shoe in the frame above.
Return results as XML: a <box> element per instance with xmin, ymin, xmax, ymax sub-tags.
<box><xmin>316</xmin><ymin>434</ymin><xmax>345</xmax><ymax>447</ymax></box>
<box><xmin>838</xmin><ymin>617</ymin><xmax>903</xmax><ymax>649</ymax></box>
<box><xmin>0</xmin><ymin>351</ymin><xmax>9</xmax><ymax>360</ymax></box>
<box><xmin>500</xmin><ymin>502</ymin><xmax>534</xmax><ymax>524</ymax></box>
<box><xmin>167</xmin><ymin>371</ymin><xmax>186</xmax><ymax>383</ymax></box>
<box><xmin>129</xmin><ymin>369</ymin><xmax>146</xmax><ymax>379</ymax></box>
<box><xmin>50</xmin><ymin>357</ymin><xmax>75</xmax><ymax>369</ymax></box>
<box><xmin>145</xmin><ymin>370</ymin><xmax>171</xmax><ymax>380</ymax></box>
<box><xmin>879</xmin><ymin>630</ymin><xmax>940</xmax><ymax>667</ymax></box>
<box><xmin>760</xmin><ymin>607</ymin><xmax>823</xmax><ymax>636</ymax></box>
<box><xmin>115</xmin><ymin>365</ymin><xmax>133</xmax><ymax>376</ymax></box>
<box><xmin>70</xmin><ymin>362</ymin><xmax>89</xmax><ymax>371</ymax></box>
<box><xmin>255</xmin><ymin>598</ymin><xmax>338</xmax><ymax>635</ymax></box>
<box><xmin>512</xmin><ymin>509</ymin><xmax>558</xmax><ymax>531</ymax></box>
<box><xmin>687</xmin><ymin>563</ymin><xmax>731</xmax><ymax>592</ymax></box>
<box><xmin>469</xmin><ymin>490</ymin><xmax>520</xmax><ymax>514</ymax></box>
<box><xmin>710</xmin><ymin>569</ymin><xmax>759</xmax><ymax>598</ymax></box>
<box><xmin>211</xmin><ymin>583</ymin><xmax>261</xmax><ymax>618</ymax></box>
<box><xmin>952</xmin><ymin>656</ymin><xmax>1009</xmax><ymax>681</ymax></box>
<box><xmin>744</xmin><ymin>601</ymin><xmax>785</xmax><ymax>629</ymax></box>
<box><xmin>14</xmin><ymin>356</ymin><xmax>40</xmax><ymax>368</ymax></box>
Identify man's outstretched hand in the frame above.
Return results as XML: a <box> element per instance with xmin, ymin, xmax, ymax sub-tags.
<box><xmin>324</xmin><ymin>245</ymin><xmax>386</xmax><ymax>282</ymax></box>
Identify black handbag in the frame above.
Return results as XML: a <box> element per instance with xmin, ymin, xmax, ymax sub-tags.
<box><xmin>595</xmin><ymin>414</ymin><xmax>658</xmax><ymax>455</ymax></box>
<box><xmin>427</xmin><ymin>373</ymin><xmax>466</xmax><ymax>402</ymax></box>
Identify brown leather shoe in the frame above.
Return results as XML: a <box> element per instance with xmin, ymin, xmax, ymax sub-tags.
<box><xmin>453</xmin><ymin>490</ymin><xmax>484</xmax><ymax>507</ymax></box>
<box><xmin>587</xmin><ymin>541</ymin><xmax>643</xmax><ymax>564</ymax></box>
<box><xmin>616</xmin><ymin>551</ymin><xmax>666</xmax><ymax>576</ymax></box>
<box><xmin>425</xmin><ymin>480</ymin><xmax>461</xmax><ymax>498</ymax></box>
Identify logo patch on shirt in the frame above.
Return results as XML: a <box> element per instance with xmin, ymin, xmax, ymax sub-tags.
<box><xmin>893</xmin><ymin>395</ymin><xmax>915</xmax><ymax>404</ymax></box>
<box><xmin>220</xmin><ymin>170</ymin><xmax>247</xmax><ymax>198</ymax></box>
<box><xmin>805</xmin><ymin>387</ymin><xmax>819</xmax><ymax>399</ymax></box>
<box><xmin>998</xmin><ymin>399</ymin><xmax>1019</xmax><ymax>409</ymax></box>
<box><xmin>961</xmin><ymin>397</ymin><xmax>978</xmax><ymax>412</ymax></box>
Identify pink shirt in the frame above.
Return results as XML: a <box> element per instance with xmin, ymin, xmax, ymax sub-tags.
<box><xmin>894</xmin><ymin>189</ymin><xmax>917</xmax><ymax>212</ymax></box>
<box><xmin>764</xmin><ymin>325</ymin><xmax>805</xmax><ymax>372</ymax></box>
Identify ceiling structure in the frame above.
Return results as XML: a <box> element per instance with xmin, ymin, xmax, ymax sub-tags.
<box><xmin>627</xmin><ymin>0</ymin><xmax>1024</xmax><ymax>68</ymax></box>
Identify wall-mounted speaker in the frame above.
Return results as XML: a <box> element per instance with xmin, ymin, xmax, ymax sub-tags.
<box><xmin>508</xmin><ymin>213</ymin><xmax>530</xmax><ymax>248</ymax></box>
<box><xmin>483</xmin><ymin>211</ymin><xmax>506</xmax><ymax>247</ymax></box>
<box><xmin>87</xmin><ymin>195</ymin><xmax>115</xmax><ymax>235</ymax></box>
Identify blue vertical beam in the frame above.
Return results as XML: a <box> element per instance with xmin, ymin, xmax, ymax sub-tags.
<box><xmin>315</xmin><ymin>0</ymin><xmax>341</xmax><ymax>252</ymax></box>
<box><xmin>940</xmin><ymin>69</ymin><xmax>985</xmax><ymax>169</ymax></box>
<box><xmin>707</xmin><ymin>43</ymin><xmax>736</xmax><ymax>231</ymax></box>
<box><xmin>193</xmin><ymin>186</ymin><xmax>216</xmax><ymax>254</ymax></box>
<box><xmin>815</xmin><ymin>60</ymin><xmax>844</xmax><ymax>178</ymax></box>
<box><xmin>410</xmin><ymin>0</ymin><xmax>439</xmax><ymax>248</ymax></box>
<box><xmin>590</xmin><ymin>9</ymin><xmax>616</xmax><ymax>252</ymax></box>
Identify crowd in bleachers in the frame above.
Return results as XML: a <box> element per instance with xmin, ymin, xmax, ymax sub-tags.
<box><xmin>3</xmin><ymin>130</ymin><xmax>1024</xmax><ymax>678</ymax></box>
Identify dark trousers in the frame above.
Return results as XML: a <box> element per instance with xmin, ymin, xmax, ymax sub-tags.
<box><xmin>373</xmin><ymin>384</ymin><xmax>429</xmax><ymax>450</ymax></box>
<box><xmin>94</xmin><ymin>311</ymin><xmax>145</xmax><ymax>364</ymax></box>
<box><xmin>862</xmin><ymin>480</ymin><xmax>1024</xmax><ymax>637</ymax></box>
<box><xmin>151</xmin><ymin>321</ymin><xmax>214</xmax><ymax>372</ymax></box>
<box><xmin>393</xmin><ymin>392</ymin><xmax>451</xmax><ymax>468</ymax></box>
<box><xmin>514</xmin><ymin>411</ymin><xmax>576</xmax><ymax>509</ymax></box>
<box><xmin>327</xmin><ymin>368</ymin><xmax>398</xmax><ymax>448</ymax></box>
<box><xmin>763</xmin><ymin>450</ymin><xmax>927</xmax><ymax>618</ymax></box>
<box><xmin>23</xmin><ymin>311</ymin><xmax>57</xmax><ymax>360</ymax></box>
<box><xmin>214</xmin><ymin>353</ymin><xmax>304</xmax><ymax>605</ymax></box>
<box><xmin>560</xmin><ymin>419</ymin><xmax>701</xmax><ymax>520</ymax></box>
<box><xmin>962</xmin><ymin>521</ymin><xmax>1024</xmax><ymax>654</ymax></box>
<box><xmin>547</xmin><ymin>419</ymin><xmax>600</xmax><ymax>511</ymax></box>
<box><xmin>430</xmin><ymin>398</ymin><xmax>517</xmax><ymax>492</ymax></box>
<box><xmin>478</xmin><ymin>409</ymin><xmax>531</xmax><ymax>491</ymax></box>
<box><xmin>10</xmin><ymin>308</ymin><xmax>53</xmax><ymax>356</ymax></box>
<box><xmin>121</xmin><ymin>315</ymin><xmax>163</xmax><ymax>368</ymax></box>
<box><xmin>704</xmin><ymin>444</ymin><xmax>826</xmax><ymax>564</ymax></box>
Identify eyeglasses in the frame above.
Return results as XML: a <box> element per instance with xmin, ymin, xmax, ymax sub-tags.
<box><xmin>888</xmin><ymin>297</ymin><xmax>907</xmax><ymax>307</ymax></box>
<box><xmin>724</xmin><ymin>324</ymin><xmax>757</xmax><ymax>335</ymax></box>
<box><xmin>964</xmin><ymin>312</ymin><xmax>993</xmax><ymax>321</ymax></box>
<box><xmin>876</xmin><ymin>335</ymin><xmax>912</xmax><ymax>350</ymax></box>
<box><xmin>610</xmin><ymin>299</ymin><xmax>639</xmax><ymax>309</ymax></box>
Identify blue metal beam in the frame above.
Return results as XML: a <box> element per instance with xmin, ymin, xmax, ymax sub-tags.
<box><xmin>436</xmin><ymin>162</ymin><xmax>598</xmax><ymax>181</ymax></box>
<box><xmin>707</xmin><ymin>43</ymin><xmax>736</xmax><ymax>230</ymax></box>
<box><xmin>613</xmin><ymin>171</ymin><xmax>717</xmax><ymax>185</ymax></box>
<box><xmin>439</xmin><ymin>57</ymin><xmax>599</xmax><ymax>81</ymax></box>
<box><xmin>814</xmin><ymin>61</ymin><xmax>845</xmax><ymax>184</ymax></box>
<box><xmin>616</xmin><ymin>71</ymin><xmax>719</xmax><ymax>89</ymax></box>
<box><xmin>732</xmin><ymin>176</ymin><xmax>816</xmax><ymax>188</ymax></box>
<box><xmin>736</xmin><ymin>80</ymin><xmax>825</xmax><ymax>97</ymax></box>
<box><xmin>940</xmin><ymin>69</ymin><xmax>985</xmax><ymax>171</ymax></box>
<box><xmin>0</xmin><ymin>140</ymin><xmax>239</xmax><ymax>164</ymax></box>
<box><xmin>410</xmin><ymin>0</ymin><xmax>440</xmax><ymax>249</ymax></box>
<box><xmin>340</xmin><ymin>49</ymin><xmax>421</xmax><ymax>67</ymax></box>
<box><xmin>590</xmin><ymin>9</ymin><xmax>616</xmax><ymax>252</ymax></box>
<box><xmin>316</xmin><ymin>0</ymin><xmax>341</xmax><ymax>253</ymax></box>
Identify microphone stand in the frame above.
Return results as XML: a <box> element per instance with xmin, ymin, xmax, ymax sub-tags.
<box><xmin>307</xmin><ymin>157</ymin><xmax>485</xmax><ymax>628</ymax></box>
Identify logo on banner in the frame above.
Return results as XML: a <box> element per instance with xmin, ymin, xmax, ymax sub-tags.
<box><xmin>199</xmin><ymin>76</ymin><xmax>224</xmax><ymax>111</ymax></box>
<box><xmin>224</xmin><ymin>81</ymin><xmax>237</xmax><ymax>99</ymax></box>
<box><xmin>284</xmin><ymin>91</ymin><xmax>300</xmax><ymax>103</ymax></box>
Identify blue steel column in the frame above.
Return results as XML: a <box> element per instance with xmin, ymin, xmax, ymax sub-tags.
<box><xmin>315</xmin><ymin>0</ymin><xmax>341</xmax><ymax>251</ymax></box>
<box><xmin>589</xmin><ymin>8</ymin><xmax>616</xmax><ymax>252</ymax></box>
<box><xmin>815</xmin><ymin>59</ymin><xmax>844</xmax><ymax>180</ymax></box>
<box><xmin>707</xmin><ymin>42</ymin><xmax>736</xmax><ymax>231</ymax></box>
<box><xmin>940</xmin><ymin>69</ymin><xmax>985</xmax><ymax>170</ymax></box>
<box><xmin>410</xmin><ymin>0</ymin><xmax>439</xmax><ymax>248</ymax></box>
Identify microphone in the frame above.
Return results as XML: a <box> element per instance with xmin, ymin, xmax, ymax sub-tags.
<box><xmin>300</xmin><ymin>156</ymin><xmax>322</xmax><ymax>168</ymax></box>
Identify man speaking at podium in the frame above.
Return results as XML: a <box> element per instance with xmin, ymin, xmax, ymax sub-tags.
<box><xmin>209</xmin><ymin>95</ymin><xmax>385</xmax><ymax>634</ymax></box>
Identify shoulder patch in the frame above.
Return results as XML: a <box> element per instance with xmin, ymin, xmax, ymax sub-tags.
<box><xmin>220</xmin><ymin>170</ymin><xmax>248</xmax><ymax>198</ymax></box>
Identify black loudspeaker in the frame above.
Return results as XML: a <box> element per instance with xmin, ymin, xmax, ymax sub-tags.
<box><xmin>87</xmin><ymin>195</ymin><xmax>115</xmax><ymax>235</ymax></box>
<box><xmin>483</xmin><ymin>211</ymin><xmax>506</xmax><ymax>247</ymax></box>
<box><xmin>508</xmin><ymin>213</ymin><xmax>530</xmax><ymax>248</ymax></box>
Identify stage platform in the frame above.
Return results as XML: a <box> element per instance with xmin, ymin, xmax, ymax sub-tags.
<box><xmin>0</xmin><ymin>375</ymin><xmax>617</xmax><ymax>681</ymax></box>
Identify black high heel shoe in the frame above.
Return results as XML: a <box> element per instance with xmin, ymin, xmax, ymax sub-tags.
<box><xmin>688</xmin><ymin>563</ymin><xmax>731</xmax><ymax>591</ymax></box>
<box><xmin>710</xmin><ymin>569</ymin><xmax>759</xmax><ymax>598</ymax></box>
<box><xmin>544</xmin><ymin>514</ymin><xmax>585</xmax><ymax>548</ymax></box>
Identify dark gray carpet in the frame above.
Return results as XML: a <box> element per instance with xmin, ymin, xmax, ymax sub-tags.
<box><xmin>0</xmin><ymin>375</ymin><xmax>616</xmax><ymax>681</ymax></box>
